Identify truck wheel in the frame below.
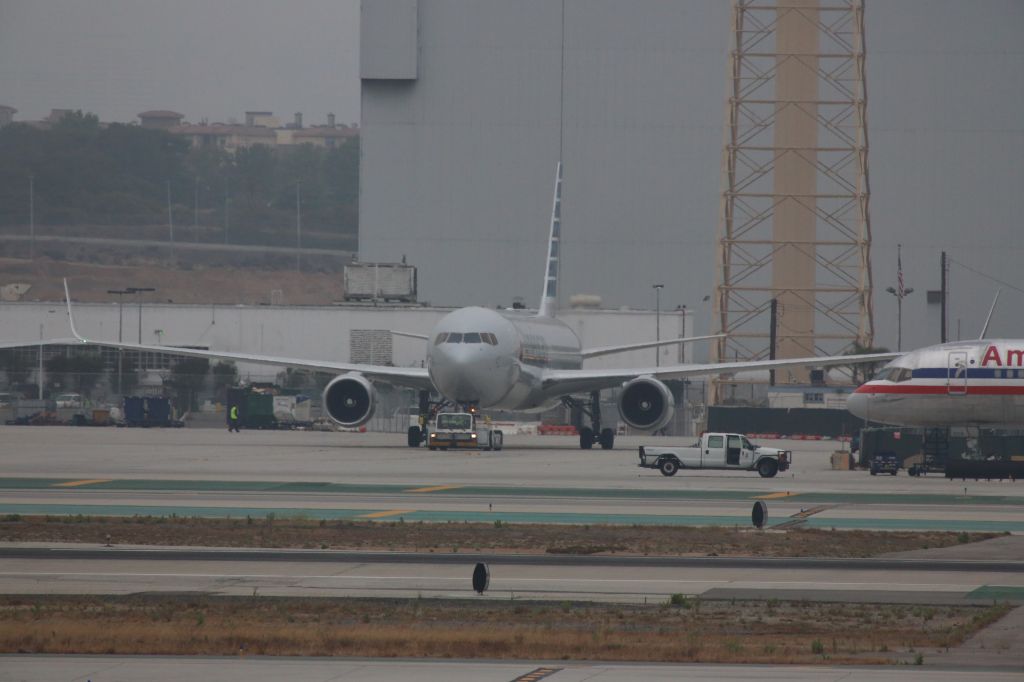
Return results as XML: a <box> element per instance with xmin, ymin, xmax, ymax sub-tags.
<box><xmin>659</xmin><ymin>459</ymin><xmax>678</xmax><ymax>477</ymax></box>
<box><xmin>758</xmin><ymin>459</ymin><xmax>779</xmax><ymax>478</ymax></box>
<box><xmin>598</xmin><ymin>428</ymin><xmax>615</xmax><ymax>450</ymax></box>
<box><xmin>428</xmin><ymin>446</ymin><xmax>436</xmax><ymax>451</ymax></box>
<box><xmin>493</xmin><ymin>431</ymin><xmax>503</xmax><ymax>451</ymax></box>
<box><xmin>579</xmin><ymin>426</ymin><xmax>594</xmax><ymax>450</ymax></box>
<box><xmin>407</xmin><ymin>426</ymin><xmax>421</xmax><ymax>448</ymax></box>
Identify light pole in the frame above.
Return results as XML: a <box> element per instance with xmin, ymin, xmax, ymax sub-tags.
<box><xmin>127</xmin><ymin>287</ymin><xmax>156</xmax><ymax>374</ymax></box>
<box><xmin>107</xmin><ymin>289</ymin><xmax>132</xmax><ymax>394</ymax></box>
<box><xmin>166</xmin><ymin>181</ymin><xmax>174</xmax><ymax>242</ymax></box>
<box><xmin>885</xmin><ymin>244</ymin><xmax>913</xmax><ymax>352</ymax></box>
<box><xmin>885</xmin><ymin>285</ymin><xmax>913</xmax><ymax>352</ymax></box>
<box><xmin>28</xmin><ymin>174</ymin><xmax>34</xmax><ymax>260</ymax></box>
<box><xmin>38</xmin><ymin>323</ymin><xmax>43</xmax><ymax>400</ymax></box>
<box><xmin>295</xmin><ymin>180</ymin><xmax>302</xmax><ymax>272</ymax></box>
<box><xmin>652</xmin><ymin>284</ymin><xmax>664</xmax><ymax>366</ymax></box>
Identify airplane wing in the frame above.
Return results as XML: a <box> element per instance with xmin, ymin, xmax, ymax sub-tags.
<box><xmin>581</xmin><ymin>334</ymin><xmax>723</xmax><ymax>360</ymax></box>
<box><xmin>0</xmin><ymin>338</ymin><xmax>84</xmax><ymax>351</ymax></box>
<box><xmin>540</xmin><ymin>352</ymin><xmax>901</xmax><ymax>397</ymax></box>
<box><xmin>390</xmin><ymin>330</ymin><xmax>430</xmax><ymax>341</ymax></box>
<box><xmin>44</xmin><ymin>280</ymin><xmax>435</xmax><ymax>391</ymax></box>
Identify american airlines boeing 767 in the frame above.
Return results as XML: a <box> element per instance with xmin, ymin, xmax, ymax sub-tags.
<box><xmin>6</xmin><ymin>164</ymin><xmax>897</xmax><ymax>448</ymax></box>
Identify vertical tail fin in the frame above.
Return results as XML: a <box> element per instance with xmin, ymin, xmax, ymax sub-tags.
<box><xmin>538</xmin><ymin>162</ymin><xmax>562</xmax><ymax>318</ymax></box>
<box><xmin>979</xmin><ymin>289</ymin><xmax>1001</xmax><ymax>340</ymax></box>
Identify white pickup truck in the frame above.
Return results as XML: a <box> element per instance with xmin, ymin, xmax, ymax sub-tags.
<box><xmin>638</xmin><ymin>433</ymin><xmax>791</xmax><ymax>478</ymax></box>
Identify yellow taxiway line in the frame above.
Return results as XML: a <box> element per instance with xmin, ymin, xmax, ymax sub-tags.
<box><xmin>753</xmin><ymin>491</ymin><xmax>799</xmax><ymax>500</ymax></box>
<box><xmin>404</xmin><ymin>484</ymin><xmax>463</xmax><ymax>493</ymax></box>
<box><xmin>52</xmin><ymin>479</ymin><xmax>112</xmax><ymax>488</ymax></box>
<box><xmin>360</xmin><ymin>509</ymin><xmax>416</xmax><ymax>519</ymax></box>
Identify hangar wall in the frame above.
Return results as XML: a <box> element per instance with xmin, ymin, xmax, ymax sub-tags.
<box><xmin>358</xmin><ymin>0</ymin><xmax>1024</xmax><ymax>353</ymax></box>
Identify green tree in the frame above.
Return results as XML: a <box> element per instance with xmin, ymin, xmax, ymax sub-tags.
<box><xmin>1</xmin><ymin>350</ymin><xmax>32</xmax><ymax>387</ymax></box>
<box><xmin>44</xmin><ymin>352</ymin><xmax>105</xmax><ymax>396</ymax></box>
<box><xmin>844</xmin><ymin>342</ymin><xmax>892</xmax><ymax>386</ymax></box>
<box><xmin>168</xmin><ymin>358</ymin><xmax>210</xmax><ymax>412</ymax></box>
<box><xmin>211</xmin><ymin>361</ymin><xmax>238</xmax><ymax>398</ymax></box>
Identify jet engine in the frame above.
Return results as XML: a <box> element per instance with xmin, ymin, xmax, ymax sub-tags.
<box><xmin>322</xmin><ymin>373</ymin><xmax>376</xmax><ymax>427</ymax></box>
<box><xmin>617</xmin><ymin>377</ymin><xmax>674</xmax><ymax>432</ymax></box>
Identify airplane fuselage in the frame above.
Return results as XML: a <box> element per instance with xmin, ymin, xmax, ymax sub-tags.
<box><xmin>847</xmin><ymin>340</ymin><xmax>1024</xmax><ymax>427</ymax></box>
<box><xmin>426</xmin><ymin>306</ymin><xmax>583</xmax><ymax>411</ymax></box>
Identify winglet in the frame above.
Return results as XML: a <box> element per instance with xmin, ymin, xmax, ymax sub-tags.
<box><xmin>390</xmin><ymin>330</ymin><xmax>429</xmax><ymax>341</ymax></box>
<box><xmin>979</xmin><ymin>289</ymin><xmax>1001</xmax><ymax>340</ymax></box>
<box><xmin>537</xmin><ymin>162</ymin><xmax>562</xmax><ymax>318</ymax></box>
<box><xmin>63</xmin><ymin>278</ymin><xmax>86</xmax><ymax>342</ymax></box>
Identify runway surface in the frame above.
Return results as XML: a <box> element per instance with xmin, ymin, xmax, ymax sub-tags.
<box><xmin>1</xmin><ymin>427</ymin><xmax>1023</xmax><ymax>532</ymax></box>
<box><xmin>3</xmin><ymin>655</ymin><xmax>1022</xmax><ymax>682</ymax></box>
<box><xmin>3</xmin><ymin>427</ymin><xmax>1024</xmax><ymax>678</ymax></box>
<box><xmin>2</xmin><ymin>546</ymin><xmax>1022</xmax><ymax>604</ymax></box>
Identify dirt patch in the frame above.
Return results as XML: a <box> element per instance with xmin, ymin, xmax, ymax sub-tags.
<box><xmin>0</xmin><ymin>594</ymin><xmax>1007</xmax><ymax>663</ymax></box>
<box><xmin>0</xmin><ymin>257</ymin><xmax>344</xmax><ymax>305</ymax></box>
<box><xmin>0</xmin><ymin>515</ymin><xmax>1002</xmax><ymax>558</ymax></box>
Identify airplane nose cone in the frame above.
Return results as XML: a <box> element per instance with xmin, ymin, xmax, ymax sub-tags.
<box><xmin>846</xmin><ymin>389</ymin><xmax>868</xmax><ymax>420</ymax></box>
<box><xmin>431</xmin><ymin>343</ymin><xmax>500</xmax><ymax>404</ymax></box>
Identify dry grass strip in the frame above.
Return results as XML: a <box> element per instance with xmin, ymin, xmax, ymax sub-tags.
<box><xmin>0</xmin><ymin>595</ymin><xmax>1011</xmax><ymax>664</ymax></box>
<box><xmin>0</xmin><ymin>514</ymin><xmax>1002</xmax><ymax>558</ymax></box>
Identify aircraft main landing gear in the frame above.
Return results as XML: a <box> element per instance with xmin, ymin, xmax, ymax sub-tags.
<box><xmin>564</xmin><ymin>391</ymin><xmax>616</xmax><ymax>450</ymax></box>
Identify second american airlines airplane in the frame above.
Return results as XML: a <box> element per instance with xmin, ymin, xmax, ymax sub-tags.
<box><xmin>847</xmin><ymin>294</ymin><xmax>1024</xmax><ymax>427</ymax></box>
<box><xmin>36</xmin><ymin>164</ymin><xmax>896</xmax><ymax>449</ymax></box>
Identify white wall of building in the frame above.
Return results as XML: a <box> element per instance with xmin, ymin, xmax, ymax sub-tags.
<box><xmin>1</xmin><ymin>301</ymin><xmax>694</xmax><ymax>378</ymax></box>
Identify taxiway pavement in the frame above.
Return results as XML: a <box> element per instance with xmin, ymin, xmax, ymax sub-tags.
<box><xmin>1</xmin><ymin>428</ymin><xmax>1023</xmax><ymax>532</ymax></box>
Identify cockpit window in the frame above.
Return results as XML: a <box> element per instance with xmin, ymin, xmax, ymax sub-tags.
<box><xmin>875</xmin><ymin>367</ymin><xmax>911</xmax><ymax>382</ymax></box>
<box><xmin>437</xmin><ymin>332</ymin><xmax>497</xmax><ymax>344</ymax></box>
<box><xmin>873</xmin><ymin>367</ymin><xmax>895</xmax><ymax>381</ymax></box>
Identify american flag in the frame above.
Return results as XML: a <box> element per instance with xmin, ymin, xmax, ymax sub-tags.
<box><xmin>897</xmin><ymin>244</ymin><xmax>904</xmax><ymax>298</ymax></box>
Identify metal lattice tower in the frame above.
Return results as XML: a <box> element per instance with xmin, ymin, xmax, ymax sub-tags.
<box><xmin>712</xmin><ymin>0</ymin><xmax>873</xmax><ymax>402</ymax></box>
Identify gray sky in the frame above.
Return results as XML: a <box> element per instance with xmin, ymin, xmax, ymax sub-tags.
<box><xmin>0</xmin><ymin>0</ymin><xmax>360</xmax><ymax>125</ymax></box>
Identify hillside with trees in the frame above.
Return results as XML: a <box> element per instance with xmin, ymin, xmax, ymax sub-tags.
<box><xmin>0</xmin><ymin>111</ymin><xmax>358</xmax><ymax>251</ymax></box>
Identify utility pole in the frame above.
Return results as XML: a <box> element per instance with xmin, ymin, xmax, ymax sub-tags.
<box><xmin>940</xmin><ymin>251</ymin><xmax>947</xmax><ymax>343</ymax></box>
<box><xmin>652</xmin><ymin>284</ymin><xmax>664</xmax><ymax>366</ymax></box>
<box><xmin>194</xmin><ymin>176</ymin><xmax>199</xmax><ymax>230</ymax></box>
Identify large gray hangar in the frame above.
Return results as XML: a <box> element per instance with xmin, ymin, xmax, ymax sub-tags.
<box><xmin>358</xmin><ymin>0</ymin><xmax>1024</xmax><ymax>353</ymax></box>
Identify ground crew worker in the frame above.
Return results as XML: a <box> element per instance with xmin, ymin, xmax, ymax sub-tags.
<box><xmin>228</xmin><ymin>404</ymin><xmax>240</xmax><ymax>432</ymax></box>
